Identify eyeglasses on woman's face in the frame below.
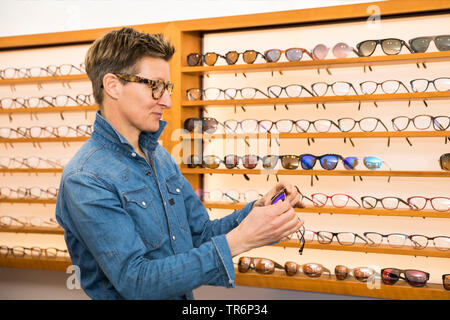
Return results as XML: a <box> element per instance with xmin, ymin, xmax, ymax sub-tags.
<box><xmin>113</xmin><ymin>73</ymin><xmax>173</xmax><ymax>100</ymax></box>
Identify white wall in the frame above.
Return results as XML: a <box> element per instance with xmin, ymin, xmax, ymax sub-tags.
<box><xmin>0</xmin><ymin>0</ymin><xmax>380</xmax><ymax>37</ymax></box>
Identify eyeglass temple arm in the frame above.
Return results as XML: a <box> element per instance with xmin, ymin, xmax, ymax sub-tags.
<box><xmin>356</xmin><ymin>233</ymin><xmax>368</xmax><ymax>244</ymax></box>
<box><xmin>302</xmin><ymin>86</ymin><xmax>316</xmax><ymax>97</ymax></box>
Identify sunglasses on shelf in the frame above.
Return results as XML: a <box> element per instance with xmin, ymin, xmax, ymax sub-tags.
<box><xmin>187</xmin><ymin>50</ymin><xmax>266</xmax><ymax>66</ymax></box>
<box><xmin>409</xmin><ymin>35</ymin><xmax>450</xmax><ymax>53</ymax></box>
<box><xmin>440</xmin><ymin>153</ymin><xmax>450</xmax><ymax>171</ymax></box>
<box><xmin>284</xmin><ymin>261</ymin><xmax>331</xmax><ymax>278</ymax></box>
<box><xmin>356</xmin><ymin>38</ymin><xmax>412</xmax><ymax>57</ymax></box>
<box><xmin>237</xmin><ymin>257</ymin><xmax>284</xmax><ymax>275</ymax></box>
<box><xmin>183</xmin><ymin>117</ymin><xmax>221</xmax><ymax>134</ymax></box>
<box><xmin>443</xmin><ymin>274</ymin><xmax>450</xmax><ymax>291</ymax></box>
<box><xmin>381</xmin><ymin>268</ymin><xmax>429</xmax><ymax>287</ymax></box>
<box><xmin>264</xmin><ymin>48</ymin><xmax>314</xmax><ymax>63</ymax></box>
<box><xmin>334</xmin><ymin>265</ymin><xmax>377</xmax><ymax>282</ymax></box>
<box><xmin>312</xmin><ymin>42</ymin><xmax>360</xmax><ymax>60</ymax></box>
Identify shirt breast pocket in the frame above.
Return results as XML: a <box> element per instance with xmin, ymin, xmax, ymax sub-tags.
<box><xmin>165</xmin><ymin>174</ymin><xmax>189</xmax><ymax>232</ymax></box>
<box><xmin>123</xmin><ymin>187</ymin><xmax>164</xmax><ymax>249</ymax></box>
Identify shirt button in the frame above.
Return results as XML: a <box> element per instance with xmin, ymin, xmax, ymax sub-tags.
<box><xmin>172</xmin><ymin>235</ymin><xmax>176</xmax><ymax>241</ymax></box>
<box><xmin>131</xmin><ymin>152</ymin><xmax>136</xmax><ymax>157</ymax></box>
<box><xmin>176</xmin><ymin>188</ymin><xmax>180</xmax><ymax>193</ymax></box>
<box><xmin>141</xmin><ymin>201</ymin><xmax>146</xmax><ymax>206</ymax></box>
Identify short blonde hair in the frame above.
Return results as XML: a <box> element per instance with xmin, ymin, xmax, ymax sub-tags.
<box><xmin>85</xmin><ymin>27</ymin><xmax>175</xmax><ymax>108</ymax></box>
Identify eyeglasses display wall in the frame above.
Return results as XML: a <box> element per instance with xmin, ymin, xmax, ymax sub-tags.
<box><xmin>0</xmin><ymin>43</ymin><xmax>95</xmax><ymax>269</ymax></box>
<box><xmin>184</xmin><ymin>10</ymin><xmax>450</xmax><ymax>298</ymax></box>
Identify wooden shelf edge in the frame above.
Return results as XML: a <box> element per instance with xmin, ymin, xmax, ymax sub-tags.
<box><xmin>180</xmin><ymin>168</ymin><xmax>450</xmax><ymax>178</ymax></box>
<box><xmin>0</xmin><ymin>168</ymin><xmax>63</xmax><ymax>173</ymax></box>
<box><xmin>0</xmin><ymin>74</ymin><xmax>88</xmax><ymax>86</ymax></box>
<box><xmin>235</xmin><ymin>270</ymin><xmax>450</xmax><ymax>300</ymax></box>
<box><xmin>0</xmin><ymin>226</ymin><xmax>64</xmax><ymax>235</ymax></box>
<box><xmin>0</xmin><ymin>256</ymin><xmax>70</xmax><ymax>271</ymax></box>
<box><xmin>0</xmin><ymin>199</ymin><xmax>57</xmax><ymax>204</ymax></box>
<box><xmin>0</xmin><ymin>105</ymin><xmax>98</xmax><ymax>114</ymax></box>
<box><xmin>0</xmin><ymin>137</ymin><xmax>89</xmax><ymax>143</ymax></box>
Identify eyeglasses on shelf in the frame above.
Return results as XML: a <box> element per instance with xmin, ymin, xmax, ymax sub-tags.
<box><xmin>0</xmin><ymin>125</ymin><xmax>93</xmax><ymax>139</ymax></box>
<box><xmin>0</xmin><ymin>156</ymin><xmax>68</xmax><ymax>169</ymax></box>
<box><xmin>0</xmin><ymin>63</ymin><xmax>85</xmax><ymax>79</ymax></box>
<box><xmin>0</xmin><ymin>216</ymin><xmax>60</xmax><ymax>228</ymax></box>
<box><xmin>0</xmin><ymin>186</ymin><xmax>58</xmax><ymax>199</ymax></box>
<box><xmin>0</xmin><ymin>245</ymin><xmax>69</xmax><ymax>259</ymax></box>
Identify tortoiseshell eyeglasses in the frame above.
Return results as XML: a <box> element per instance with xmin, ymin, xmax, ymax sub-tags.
<box><xmin>113</xmin><ymin>73</ymin><xmax>174</xmax><ymax>100</ymax></box>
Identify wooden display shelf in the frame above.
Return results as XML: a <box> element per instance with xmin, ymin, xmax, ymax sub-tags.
<box><xmin>189</xmin><ymin>131</ymin><xmax>449</xmax><ymax>140</ymax></box>
<box><xmin>0</xmin><ymin>137</ymin><xmax>89</xmax><ymax>143</ymax></box>
<box><xmin>0</xmin><ymin>74</ymin><xmax>88</xmax><ymax>86</ymax></box>
<box><xmin>235</xmin><ymin>269</ymin><xmax>450</xmax><ymax>300</ymax></box>
<box><xmin>0</xmin><ymin>199</ymin><xmax>57</xmax><ymax>204</ymax></box>
<box><xmin>0</xmin><ymin>168</ymin><xmax>63</xmax><ymax>174</ymax></box>
<box><xmin>203</xmin><ymin>202</ymin><xmax>450</xmax><ymax>219</ymax></box>
<box><xmin>274</xmin><ymin>239</ymin><xmax>450</xmax><ymax>258</ymax></box>
<box><xmin>0</xmin><ymin>105</ymin><xmax>98</xmax><ymax>114</ymax></box>
<box><xmin>0</xmin><ymin>256</ymin><xmax>70</xmax><ymax>271</ymax></box>
<box><xmin>181</xmin><ymin>92</ymin><xmax>450</xmax><ymax>107</ymax></box>
<box><xmin>181</xmin><ymin>168</ymin><xmax>450</xmax><ymax>178</ymax></box>
<box><xmin>0</xmin><ymin>226</ymin><xmax>63</xmax><ymax>235</ymax></box>
<box><xmin>182</xmin><ymin>51</ymin><xmax>450</xmax><ymax>75</ymax></box>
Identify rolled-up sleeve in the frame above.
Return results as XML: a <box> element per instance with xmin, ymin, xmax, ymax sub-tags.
<box><xmin>59</xmin><ymin>171</ymin><xmax>241</xmax><ymax>299</ymax></box>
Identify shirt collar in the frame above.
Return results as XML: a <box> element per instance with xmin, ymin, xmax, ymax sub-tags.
<box><xmin>93</xmin><ymin>110</ymin><xmax>167</xmax><ymax>152</ymax></box>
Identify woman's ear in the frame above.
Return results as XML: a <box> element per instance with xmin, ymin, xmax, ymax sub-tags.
<box><xmin>102</xmin><ymin>73</ymin><xmax>122</xmax><ymax>100</ymax></box>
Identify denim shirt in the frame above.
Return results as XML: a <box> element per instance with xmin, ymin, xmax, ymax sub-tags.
<box><xmin>55</xmin><ymin>111</ymin><xmax>255</xmax><ymax>300</ymax></box>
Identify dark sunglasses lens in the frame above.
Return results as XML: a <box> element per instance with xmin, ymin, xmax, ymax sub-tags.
<box><xmin>320</xmin><ymin>155</ymin><xmax>339</xmax><ymax>170</ymax></box>
<box><xmin>443</xmin><ymin>275</ymin><xmax>450</xmax><ymax>290</ymax></box>
<box><xmin>203</xmin><ymin>52</ymin><xmax>218</xmax><ymax>66</ymax></box>
<box><xmin>238</xmin><ymin>257</ymin><xmax>251</xmax><ymax>273</ymax></box>
<box><xmin>187</xmin><ymin>154</ymin><xmax>201</xmax><ymax>168</ymax></box>
<box><xmin>284</xmin><ymin>261</ymin><xmax>299</xmax><ymax>276</ymax></box>
<box><xmin>265</xmin><ymin>49</ymin><xmax>281</xmax><ymax>62</ymax></box>
<box><xmin>225</xmin><ymin>51</ymin><xmax>239</xmax><ymax>65</ymax></box>
<box><xmin>300</xmin><ymin>155</ymin><xmax>316</xmax><ymax>170</ymax></box>
<box><xmin>364</xmin><ymin>156</ymin><xmax>382</xmax><ymax>170</ymax></box>
<box><xmin>285</xmin><ymin>48</ymin><xmax>303</xmax><ymax>61</ymax></box>
<box><xmin>410</xmin><ymin>37</ymin><xmax>430</xmax><ymax>53</ymax></box>
<box><xmin>262</xmin><ymin>155</ymin><xmax>278</xmax><ymax>169</ymax></box>
<box><xmin>381</xmin><ymin>39</ymin><xmax>402</xmax><ymax>54</ymax></box>
<box><xmin>354</xmin><ymin>267</ymin><xmax>374</xmax><ymax>282</ymax></box>
<box><xmin>183</xmin><ymin>118</ymin><xmax>197</xmax><ymax>131</ymax></box>
<box><xmin>344</xmin><ymin>157</ymin><xmax>358</xmax><ymax>170</ymax></box>
<box><xmin>255</xmin><ymin>259</ymin><xmax>275</xmax><ymax>274</ymax></box>
<box><xmin>358</xmin><ymin>40</ymin><xmax>377</xmax><ymax>56</ymax></box>
<box><xmin>335</xmin><ymin>265</ymin><xmax>349</xmax><ymax>280</ymax></box>
<box><xmin>243</xmin><ymin>155</ymin><xmax>258</xmax><ymax>169</ymax></box>
<box><xmin>203</xmin><ymin>118</ymin><xmax>218</xmax><ymax>133</ymax></box>
<box><xmin>281</xmin><ymin>156</ymin><xmax>299</xmax><ymax>170</ymax></box>
<box><xmin>405</xmin><ymin>270</ymin><xmax>428</xmax><ymax>287</ymax></box>
<box><xmin>435</xmin><ymin>35</ymin><xmax>450</xmax><ymax>51</ymax></box>
<box><xmin>441</xmin><ymin>153</ymin><xmax>450</xmax><ymax>170</ymax></box>
<box><xmin>224</xmin><ymin>155</ymin><xmax>239</xmax><ymax>169</ymax></box>
<box><xmin>382</xmin><ymin>268</ymin><xmax>400</xmax><ymax>285</ymax></box>
<box><xmin>204</xmin><ymin>156</ymin><xmax>221</xmax><ymax>169</ymax></box>
<box><xmin>303</xmin><ymin>263</ymin><xmax>324</xmax><ymax>278</ymax></box>
<box><xmin>187</xmin><ymin>53</ymin><xmax>201</xmax><ymax>66</ymax></box>
<box><xmin>243</xmin><ymin>50</ymin><xmax>258</xmax><ymax>64</ymax></box>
